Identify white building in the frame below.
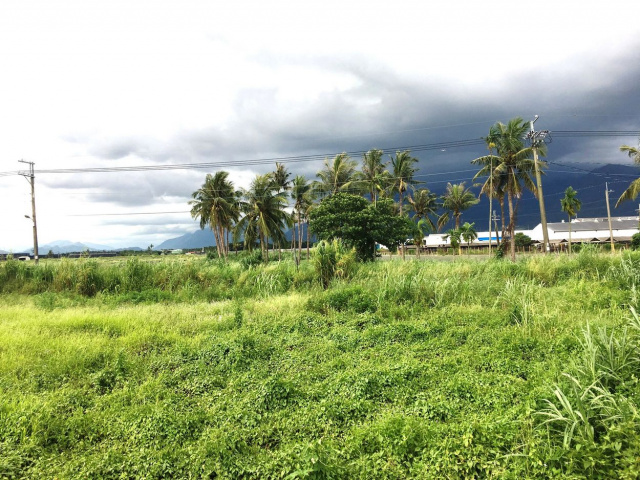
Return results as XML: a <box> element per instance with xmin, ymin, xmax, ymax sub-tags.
<box><xmin>529</xmin><ymin>217</ymin><xmax>639</xmax><ymax>245</ymax></box>
<box><xmin>423</xmin><ymin>217</ymin><xmax>639</xmax><ymax>249</ymax></box>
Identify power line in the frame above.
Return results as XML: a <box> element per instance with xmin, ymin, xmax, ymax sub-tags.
<box><xmin>1</xmin><ymin>130</ymin><xmax>638</xmax><ymax>178</ymax></box>
<box><xmin>67</xmin><ymin>211</ymin><xmax>190</xmax><ymax>217</ymax></box>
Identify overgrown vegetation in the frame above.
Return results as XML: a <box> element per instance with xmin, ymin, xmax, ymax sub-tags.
<box><xmin>1</xmin><ymin>252</ymin><xmax>640</xmax><ymax>478</ymax></box>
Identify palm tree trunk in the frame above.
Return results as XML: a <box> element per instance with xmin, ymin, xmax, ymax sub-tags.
<box><xmin>220</xmin><ymin>224</ymin><xmax>227</xmax><ymax>258</ymax></box>
<box><xmin>568</xmin><ymin>214</ymin><xmax>572</xmax><ymax>254</ymax></box>
<box><xmin>298</xmin><ymin>209</ymin><xmax>303</xmax><ymax>264</ymax></box>
<box><xmin>214</xmin><ymin>224</ymin><xmax>223</xmax><ymax>258</ymax></box>
<box><xmin>306</xmin><ymin>219</ymin><xmax>310</xmax><ymax>260</ymax></box>
<box><xmin>399</xmin><ymin>191</ymin><xmax>405</xmax><ymax>260</ymax></box>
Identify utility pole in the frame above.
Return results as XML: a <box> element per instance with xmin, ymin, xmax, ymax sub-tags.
<box><xmin>526</xmin><ymin>116</ymin><xmax>550</xmax><ymax>254</ymax></box>
<box><xmin>605</xmin><ymin>182</ymin><xmax>615</xmax><ymax>253</ymax></box>
<box><xmin>487</xmin><ymin>150</ymin><xmax>494</xmax><ymax>255</ymax></box>
<box><xmin>492</xmin><ymin>210</ymin><xmax>500</xmax><ymax>249</ymax></box>
<box><xmin>18</xmin><ymin>160</ymin><xmax>39</xmax><ymax>264</ymax></box>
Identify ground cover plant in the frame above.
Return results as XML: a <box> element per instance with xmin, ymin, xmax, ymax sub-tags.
<box><xmin>1</xmin><ymin>251</ymin><xmax>640</xmax><ymax>478</ymax></box>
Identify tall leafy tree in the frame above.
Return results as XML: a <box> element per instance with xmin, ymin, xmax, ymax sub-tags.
<box><xmin>408</xmin><ymin>188</ymin><xmax>440</xmax><ymax>233</ymax></box>
<box><xmin>443</xmin><ymin>228</ymin><xmax>462</xmax><ymax>255</ymax></box>
<box><xmin>360</xmin><ymin>149</ymin><xmax>389</xmax><ymax>205</ymax></box>
<box><xmin>615</xmin><ymin>143</ymin><xmax>640</xmax><ymax>207</ymax></box>
<box><xmin>290</xmin><ymin>175</ymin><xmax>314</xmax><ymax>265</ymax></box>
<box><xmin>473</xmin><ymin>136</ymin><xmax>506</xmax><ymax>247</ymax></box>
<box><xmin>438</xmin><ymin>182</ymin><xmax>479</xmax><ymax>230</ymax></box>
<box><xmin>314</xmin><ymin>153</ymin><xmax>360</xmax><ymax>197</ymax></box>
<box><xmin>459</xmin><ymin>222</ymin><xmax>478</xmax><ymax>254</ymax></box>
<box><xmin>269</xmin><ymin>162</ymin><xmax>292</xmax><ymax>259</ymax></box>
<box><xmin>389</xmin><ymin>150</ymin><xmax>420</xmax><ymax>216</ymax></box>
<box><xmin>237</xmin><ymin>174</ymin><xmax>292</xmax><ymax>261</ymax></box>
<box><xmin>309</xmin><ymin>193</ymin><xmax>413</xmax><ymax>261</ymax></box>
<box><xmin>390</xmin><ymin>150</ymin><xmax>420</xmax><ymax>259</ymax></box>
<box><xmin>270</xmin><ymin>162</ymin><xmax>291</xmax><ymax>193</ymax></box>
<box><xmin>560</xmin><ymin>186</ymin><xmax>581</xmax><ymax>254</ymax></box>
<box><xmin>471</xmin><ymin>118</ymin><xmax>538</xmax><ymax>261</ymax></box>
<box><xmin>189</xmin><ymin>171</ymin><xmax>239</xmax><ymax>258</ymax></box>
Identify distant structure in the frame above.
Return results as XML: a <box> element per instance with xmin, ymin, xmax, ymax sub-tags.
<box><xmin>423</xmin><ymin>216</ymin><xmax>639</xmax><ymax>251</ymax></box>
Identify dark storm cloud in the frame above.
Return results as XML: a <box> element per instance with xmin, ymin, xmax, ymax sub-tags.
<box><xmin>68</xmin><ymin>42</ymin><xmax>640</xmax><ymax>198</ymax></box>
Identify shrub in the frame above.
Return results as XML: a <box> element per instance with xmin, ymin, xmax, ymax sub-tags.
<box><xmin>307</xmin><ymin>285</ymin><xmax>378</xmax><ymax>314</ymax></box>
<box><xmin>313</xmin><ymin>239</ymin><xmax>356</xmax><ymax>289</ymax></box>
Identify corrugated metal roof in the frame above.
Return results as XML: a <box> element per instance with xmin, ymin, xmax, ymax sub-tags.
<box><xmin>548</xmin><ymin>219</ymin><xmax>639</xmax><ymax>232</ymax></box>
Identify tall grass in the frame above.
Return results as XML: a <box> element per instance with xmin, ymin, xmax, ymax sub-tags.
<box><xmin>2</xmin><ymin>250</ymin><xmax>640</xmax><ymax>477</ymax></box>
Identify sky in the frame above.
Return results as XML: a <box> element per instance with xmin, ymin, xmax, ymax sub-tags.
<box><xmin>1</xmin><ymin>0</ymin><xmax>640</xmax><ymax>251</ymax></box>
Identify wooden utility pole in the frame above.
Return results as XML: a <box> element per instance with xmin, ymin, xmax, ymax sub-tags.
<box><xmin>528</xmin><ymin>117</ymin><xmax>550</xmax><ymax>254</ymax></box>
<box><xmin>488</xmin><ymin>154</ymin><xmax>494</xmax><ymax>255</ymax></box>
<box><xmin>605</xmin><ymin>182</ymin><xmax>615</xmax><ymax>253</ymax></box>
<box><xmin>18</xmin><ymin>160</ymin><xmax>39</xmax><ymax>264</ymax></box>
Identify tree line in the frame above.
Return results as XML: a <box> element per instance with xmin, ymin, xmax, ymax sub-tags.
<box><xmin>190</xmin><ymin>117</ymin><xmax>640</xmax><ymax>262</ymax></box>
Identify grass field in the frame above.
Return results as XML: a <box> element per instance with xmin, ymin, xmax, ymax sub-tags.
<box><xmin>1</xmin><ymin>250</ymin><xmax>640</xmax><ymax>478</ymax></box>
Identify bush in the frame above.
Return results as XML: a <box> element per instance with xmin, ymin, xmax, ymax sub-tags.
<box><xmin>307</xmin><ymin>285</ymin><xmax>377</xmax><ymax>314</ymax></box>
<box><xmin>239</xmin><ymin>250</ymin><xmax>264</xmax><ymax>269</ymax></box>
<box><xmin>631</xmin><ymin>232</ymin><xmax>640</xmax><ymax>251</ymax></box>
<box><xmin>313</xmin><ymin>239</ymin><xmax>356</xmax><ymax>289</ymax></box>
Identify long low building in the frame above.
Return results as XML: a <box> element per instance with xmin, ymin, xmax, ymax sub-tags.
<box><xmin>423</xmin><ymin>216</ymin><xmax>639</xmax><ymax>249</ymax></box>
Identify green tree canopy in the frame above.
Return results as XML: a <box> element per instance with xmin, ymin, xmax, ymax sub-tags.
<box><xmin>314</xmin><ymin>153</ymin><xmax>360</xmax><ymax>197</ymax></box>
<box><xmin>438</xmin><ymin>182</ymin><xmax>479</xmax><ymax>230</ymax></box>
<box><xmin>309</xmin><ymin>193</ymin><xmax>413</xmax><ymax>261</ymax></box>
<box><xmin>471</xmin><ymin>117</ymin><xmax>539</xmax><ymax>261</ymax></box>
<box><xmin>189</xmin><ymin>171</ymin><xmax>240</xmax><ymax>258</ymax></box>
<box><xmin>560</xmin><ymin>186</ymin><xmax>581</xmax><ymax>254</ymax></box>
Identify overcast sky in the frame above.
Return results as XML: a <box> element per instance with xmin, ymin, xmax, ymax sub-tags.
<box><xmin>1</xmin><ymin>0</ymin><xmax>640</xmax><ymax>251</ymax></box>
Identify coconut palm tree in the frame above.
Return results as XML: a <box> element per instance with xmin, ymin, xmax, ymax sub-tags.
<box><xmin>237</xmin><ymin>174</ymin><xmax>292</xmax><ymax>261</ymax></box>
<box><xmin>189</xmin><ymin>171</ymin><xmax>239</xmax><ymax>259</ymax></box>
<box><xmin>459</xmin><ymin>222</ymin><xmax>478</xmax><ymax>254</ymax></box>
<box><xmin>389</xmin><ymin>150</ymin><xmax>420</xmax><ymax>259</ymax></box>
<box><xmin>471</xmin><ymin>118</ymin><xmax>538</xmax><ymax>261</ymax></box>
<box><xmin>314</xmin><ymin>153</ymin><xmax>360</xmax><ymax>197</ymax></box>
<box><xmin>408</xmin><ymin>188</ymin><xmax>440</xmax><ymax>233</ymax></box>
<box><xmin>269</xmin><ymin>163</ymin><xmax>292</xmax><ymax>260</ymax></box>
<box><xmin>616</xmin><ymin>144</ymin><xmax>640</xmax><ymax>207</ymax></box>
<box><xmin>270</xmin><ymin>162</ymin><xmax>291</xmax><ymax>193</ymax></box>
<box><xmin>389</xmin><ymin>150</ymin><xmax>420</xmax><ymax>216</ymax></box>
<box><xmin>472</xmin><ymin>151</ymin><xmax>508</xmax><ymax>247</ymax></box>
<box><xmin>291</xmin><ymin>175</ymin><xmax>314</xmax><ymax>265</ymax></box>
<box><xmin>438</xmin><ymin>182</ymin><xmax>479</xmax><ymax>230</ymax></box>
<box><xmin>443</xmin><ymin>228</ymin><xmax>462</xmax><ymax>255</ymax></box>
<box><xmin>360</xmin><ymin>149</ymin><xmax>389</xmax><ymax>206</ymax></box>
<box><xmin>560</xmin><ymin>187</ymin><xmax>581</xmax><ymax>254</ymax></box>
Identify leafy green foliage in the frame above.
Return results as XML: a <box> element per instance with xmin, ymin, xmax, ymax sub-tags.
<box><xmin>312</xmin><ymin>239</ymin><xmax>356</xmax><ymax>289</ymax></box>
<box><xmin>514</xmin><ymin>232</ymin><xmax>533</xmax><ymax>247</ymax></box>
<box><xmin>309</xmin><ymin>193</ymin><xmax>413</xmax><ymax>261</ymax></box>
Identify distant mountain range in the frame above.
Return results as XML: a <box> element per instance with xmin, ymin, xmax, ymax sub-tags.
<box><xmin>27</xmin><ymin>241</ymin><xmax>143</xmax><ymax>255</ymax></box>
<box><xmin>154</xmin><ymin>224</ymin><xmax>312</xmax><ymax>250</ymax></box>
<box><xmin>155</xmin><ymin>229</ymin><xmax>217</xmax><ymax>250</ymax></box>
